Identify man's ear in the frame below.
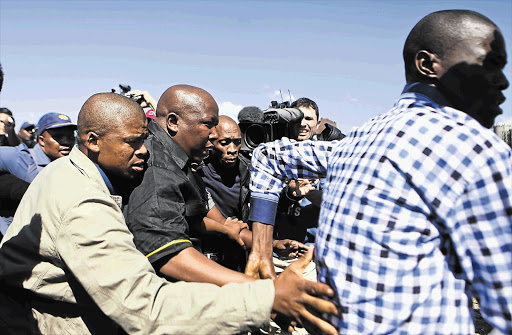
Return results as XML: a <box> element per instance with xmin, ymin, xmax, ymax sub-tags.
<box><xmin>167</xmin><ymin>112</ymin><xmax>179</xmax><ymax>134</ymax></box>
<box><xmin>38</xmin><ymin>135</ymin><xmax>44</xmax><ymax>148</ymax></box>
<box><xmin>415</xmin><ymin>50</ymin><xmax>441</xmax><ymax>79</ymax></box>
<box><xmin>84</xmin><ymin>131</ymin><xmax>100</xmax><ymax>153</ymax></box>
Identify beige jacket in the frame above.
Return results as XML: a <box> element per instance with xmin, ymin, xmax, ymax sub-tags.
<box><xmin>0</xmin><ymin>147</ymin><xmax>274</xmax><ymax>334</ymax></box>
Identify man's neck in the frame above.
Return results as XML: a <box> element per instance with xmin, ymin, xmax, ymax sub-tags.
<box><xmin>404</xmin><ymin>82</ymin><xmax>455</xmax><ymax>109</ymax></box>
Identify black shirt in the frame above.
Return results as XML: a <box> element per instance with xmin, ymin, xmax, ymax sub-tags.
<box><xmin>123</xmin><ymin>121</ymin><xmax>209</xmax><ymax>266</ymax></box>
<box><xmin>201</xmin><ymin>160</ymin><xmax>241</xmax><ymax>219</ymax></box>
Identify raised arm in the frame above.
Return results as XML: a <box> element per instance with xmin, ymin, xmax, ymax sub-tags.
<box><xmin>3</xmin><ymin>116</ymin><xmax>20</xmax><ymax>146</ymax></box>
<box><xmin>246</xmin><ymin>138</ymin><xmax>333</xmax><ymax>279</ymax></box>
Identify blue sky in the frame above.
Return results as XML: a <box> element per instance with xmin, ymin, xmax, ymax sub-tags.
<box><xmin>0</xmin><ymin>0</ymin><xmax>511</xmax><ymax>134</ymax></box>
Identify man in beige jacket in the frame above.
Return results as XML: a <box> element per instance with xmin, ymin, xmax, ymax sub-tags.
<box><xmin>0</xmin><ymin>92</ymin><xmax>337</xmax><ymax>335</ymax></box>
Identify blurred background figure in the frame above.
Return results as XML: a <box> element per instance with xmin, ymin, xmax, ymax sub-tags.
<box><xmin>17</xmin><ymin>121</ymin><xmax>37</xmax><ymax>148</ymax></box>
<box><xmin>0</xmin><ymin>108</ymin><xmax>20</xmax><ymax>147</ymax></box>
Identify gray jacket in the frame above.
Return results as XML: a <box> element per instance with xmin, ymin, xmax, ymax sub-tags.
<box><xmin>0</xmin><ymin>147</ymin><xmax>274</xmax><ymax>335</ymax></box>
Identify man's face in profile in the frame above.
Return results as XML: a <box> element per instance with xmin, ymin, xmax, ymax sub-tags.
<box><xmin>174</xmin><ymin>107</ymin><xmax>219</xmax><ymax>161</ymax></box>
<box><xmin>435</xmin><ymin>24</ymin><xmax>509</xmax><ymax>128</ymax></box>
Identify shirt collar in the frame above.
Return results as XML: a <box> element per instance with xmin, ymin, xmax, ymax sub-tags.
<box><xmin>402</xmin><ymin>82</ymin><xmax>452</xmax><ymax>107</ymax></box>
<box><xmin>32</xmin><ymin>143</ymin><xmax>52</xmax><ymax>167</ymax></box>
<box><xmin>148</xmin><ymin>120</ymin><xmax>190</xmax><ymax>170</ymax></box>
<box><xmin>95</xmin><ymin>164</ymin><xmax>115</xmax><ymax>194</ymax></box>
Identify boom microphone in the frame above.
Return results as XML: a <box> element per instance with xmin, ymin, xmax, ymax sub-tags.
<box><xmin>238</xmin><ymin>106</ymin><xmax>264</xmax><ymax>123</ymax></box>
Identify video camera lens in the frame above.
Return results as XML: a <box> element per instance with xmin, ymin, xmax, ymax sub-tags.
<box><xmin>245</xmin><ymin>123</ymin><xmax>269</xmax><ymax>149</ymax></box>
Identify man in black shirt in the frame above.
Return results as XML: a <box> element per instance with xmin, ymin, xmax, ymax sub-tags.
<box><xmin>124</xmin><ymin>85</ymin><xmax>259</xmax><ymax>286</ymax></box>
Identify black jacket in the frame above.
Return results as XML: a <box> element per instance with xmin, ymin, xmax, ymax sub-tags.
<box><xmin>238</xmin><ymin>155</ymin><xmax>251</xmax><ymax>222</ymax></box>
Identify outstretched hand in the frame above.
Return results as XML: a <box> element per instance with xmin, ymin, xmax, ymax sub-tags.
<box><xmin>273</xmin><ymin>239</ymin><xmax>309</xmax><ymax>258</ymax></box>
<box><xmin>272</xmin><ymin>247</ymin><xmax>338</xmax><ymax>335</ymax></box>
<box><xmin>288</xmin><ymin>178</ymin><xmax>319</xmax><ymax>198</ymax></box>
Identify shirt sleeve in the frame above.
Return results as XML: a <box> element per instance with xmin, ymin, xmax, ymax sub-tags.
<box><xmin>0</xmin><ymin>144</ymin><xmax>38</xmax><ymax>182</ymax></box>
<box><xmin>450</xmin><ymin>146</ymin><xmax>512</xmax><ymax>333</ymax></box>
<box><xmin>57</xmin><ymin>195</ymin><xmax>274</xmax><ymax>335</ymax></box>
<box><xmin>248</xmin><ymin>138</ymin><xmax>334</xmax><ymax>225</ymax></box>
<box><xmin>123</xmin><ymin>166</ymin><xmax>195</xmax><ymax>265</ymax></box>
<box><xmin>0</xmin><ymin>173</ymin><xmax>29</xmax><ymax>203</ymax></box>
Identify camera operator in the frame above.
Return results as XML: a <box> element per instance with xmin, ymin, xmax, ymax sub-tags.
<box><xmin>245</xmin><ymin>97</ymin><xmax>347</xmax><ymax>283</ymax></box>
<box><xmin>257</xmin><ymin>98</ymin><xmax>326</xmax><ymax>284</ymax></box>
<box><xmin>291</xmin><ymin>98</ymin><xmax>319</xmax><ymax>141</ymax></box>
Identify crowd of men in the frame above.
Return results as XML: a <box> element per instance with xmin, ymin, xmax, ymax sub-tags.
<box><xmin>0</xmin><ymin>9</ymin><xmax>510</xmax><ymax>335</ymax></box>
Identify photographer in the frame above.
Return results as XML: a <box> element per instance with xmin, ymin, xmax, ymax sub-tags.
<box><xmin>124</xmin><ymin>89</ymin><xmax>158</xmax><ymax>119</ymax></box>
<box><xmin>0</xmin><ymin>108</ymin><xmax>20</xmax><ymax>147</ymax></box>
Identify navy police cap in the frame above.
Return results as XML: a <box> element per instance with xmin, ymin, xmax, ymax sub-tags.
<box><xmin>37</xmin><ymin>113</ymin><xmax>76</xmax><ymax>136</ymax></box>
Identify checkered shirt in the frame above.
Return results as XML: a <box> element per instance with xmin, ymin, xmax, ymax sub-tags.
<box><xmin>249</xmin><ymin>85</ymin><xmax>512</xmax><ymax>334</ymax></box>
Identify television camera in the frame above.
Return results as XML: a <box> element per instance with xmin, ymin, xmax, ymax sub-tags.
<box><xmin>239</xmin><ymin>101</ymin><xmax>304</xmax><ymax>153</ymax></box>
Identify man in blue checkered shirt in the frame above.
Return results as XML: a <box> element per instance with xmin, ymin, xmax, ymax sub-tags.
<box><xmin>246</xmin><ymin>10</ymin><xmax>511</xmax><ymax>334</ymax></box>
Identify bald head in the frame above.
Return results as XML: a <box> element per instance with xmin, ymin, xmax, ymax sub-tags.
<box><xmin>156</xmin><ymin>85</ymin><xmax>218</xmax><ymax>126</ymax></box>
<box><xmin>154</xmin><ymin>85</ymin><xmax>219</xmax><ymax>158</ymax></box>
<box><xmin>218</xmin><ymin>115</ymin><xmax>239</xmax><ymax>131</ymax></box>
<box><xmin>403</xmin><ymin>10</ymin><xmax>497</xmax><ymax>82</ymax></box>
<box><xmin>77</xmin><ymin>93</ymin><xmax>144</xmax><ymax>148</ymax></box>
<box><xmin>77</xmin><ymin>92</ymin><xmax>148</xmax><ymax>180</ymax></box>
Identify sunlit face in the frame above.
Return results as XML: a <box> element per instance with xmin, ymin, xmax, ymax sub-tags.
<box><xmin>0</xmin><ymin>113</ymin><xmax>10</xmax><ymax>136</ymax></box>
<box><xmin>173</xmin><ymin>105</ymin><xmax>219</xmax><ymax>161</ymax></box>
<box><xmin>213</xmin><ymin>121</ymin><xmax>241</xmax><ymax>168</ymax></box>
<box><xmin>296</xmin><ymin>106</ymin><xmax>319</xmax><ymax>141</ymax></box>
<box><xmin>97</xmin><ymin>115</ymin><xmax>148</xmax><ymax>180</ymax></box>
<box><xmin>39</xmin><ymin>126</ymin><xmax>76</xmax><ymax>161</ymax></box>
<box><xmin>435</xmin><ymin>24</ymin><xmax>509</xmax><ymax>128</ymax></box>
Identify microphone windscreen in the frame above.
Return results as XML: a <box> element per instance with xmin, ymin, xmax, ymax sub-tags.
<box><xmin>238</xmin><ymin>106</ymin><xmax>264</xmax><ymax>123</ymax></box>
